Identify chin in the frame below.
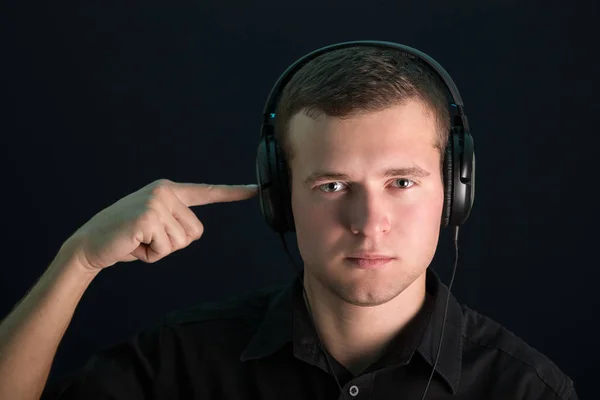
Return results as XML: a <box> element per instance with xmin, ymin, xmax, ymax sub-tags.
<box><xmin>332</xmin><ymin>273</ymin><xmax>409</xmax><ymax>307</ymax></box>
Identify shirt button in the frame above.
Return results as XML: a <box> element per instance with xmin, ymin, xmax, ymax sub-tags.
<box><xmin>348</xmin><ymin>385</ymin><xmax>359</xmax><ymax>396</ymax></box>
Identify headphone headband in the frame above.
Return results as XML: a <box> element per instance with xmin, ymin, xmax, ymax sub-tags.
<box><xmin>261</xmin><ymin>40</ymin><xmax>470</xmax><ymax>135</ymax></box>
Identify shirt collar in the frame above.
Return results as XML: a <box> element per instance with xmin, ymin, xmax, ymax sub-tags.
<box><xmin>240</xmin><ymin>267</ymin><xmax>463</xmax><ymax>394</ymax></box>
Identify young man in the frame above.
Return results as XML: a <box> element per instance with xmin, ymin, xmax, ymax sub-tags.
<box><xmin>0</xmin><ymin>44</ymin><xmax>578</xmax><ymax>399</ymax></box>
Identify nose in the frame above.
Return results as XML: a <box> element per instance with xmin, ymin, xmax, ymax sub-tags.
<box><xmin>347</xmin><ymin>189</ymin><xmax>391</xmax><ymax>236</ymax></box>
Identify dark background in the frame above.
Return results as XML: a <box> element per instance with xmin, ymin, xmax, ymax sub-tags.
<box><xmin>4</xmin><ymin>0</ymin><xmax>598</xmax><ymax>397</ymax></box>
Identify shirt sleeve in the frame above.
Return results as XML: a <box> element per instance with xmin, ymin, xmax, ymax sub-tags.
<box><xmin>41</xmin><ymin>324</ymin><xmax>165</xmax><ymax>400</ymax></box>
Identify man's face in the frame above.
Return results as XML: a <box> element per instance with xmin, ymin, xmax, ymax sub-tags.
<box><xmin>288</xmin><ymin>99</ymin><xmax>445</xmax><ymax>307</ymax></box>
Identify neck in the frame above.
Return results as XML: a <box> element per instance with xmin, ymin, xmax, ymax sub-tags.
<box><xmin>302</xmin><ymin>269</ymin><xmax>427</xmax><ymax>375</ymax></box>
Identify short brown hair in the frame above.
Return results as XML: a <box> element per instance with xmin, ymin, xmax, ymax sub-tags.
<box><xmin>273</xmin><ymin>45</ymin><xmax>452</xmax><ymax>184</ymax></box>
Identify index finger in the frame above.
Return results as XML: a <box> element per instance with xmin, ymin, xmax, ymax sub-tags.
<box><xmin>171</xmin><ymin>183</ymin><xmax>259</xmax><ymax>207</ymax></box>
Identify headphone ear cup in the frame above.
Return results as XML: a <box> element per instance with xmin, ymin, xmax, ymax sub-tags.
<box><xmin>272</xmin><ymin>139</ymin><xmax>295</xmax><ymax>232</ymax></box>
<box><xmin>256</xmin><ymin>133</ymin><xmax>294</xmax><ymax>233</ymax></box>
<box><xmin>256</xmin><ymin>136</ymin><xmax>279</xmax><ymax>231</ymax></box>
<box><xmin>450</xmin><ymin>130</ymin><xmax>475</xmax><ymax>226</ymax></box>
<box><xmin>442</xmin><ymin>138</ymin><xmax>454</xmax><ymax>228</ymax></box>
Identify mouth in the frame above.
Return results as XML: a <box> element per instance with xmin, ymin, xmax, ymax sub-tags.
<box><xmin>345</xmin><ymin>257</ymin><xmax>394</xmax><ymax>269</ymax></box>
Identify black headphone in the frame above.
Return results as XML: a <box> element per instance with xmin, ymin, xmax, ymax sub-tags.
<box><xmin>256</xmin><ymin>40</ymin><xmax>475</xmax><ymax>233</ymax></box>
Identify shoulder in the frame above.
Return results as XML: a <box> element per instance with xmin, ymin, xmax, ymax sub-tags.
<box><xmin>459</xmin><ymin>304</ymin><xmax>576</xmax><ymax>399</ymax></box>
<box><xmin>41</xmin><ymin>285</ymin><xmax>284</xmax><ymax>399</ymax></box>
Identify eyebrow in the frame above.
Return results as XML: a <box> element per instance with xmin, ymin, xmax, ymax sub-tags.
<box><xmin>304</xmin><ymin>166</ymin><xmax>431</xmax><ymax>185</ymax></box>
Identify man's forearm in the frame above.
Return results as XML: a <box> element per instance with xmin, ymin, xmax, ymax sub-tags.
<box><xmin>0</xmin><ymin>244</ymin><xmax>100</xmax><ymax>400</ymax></box>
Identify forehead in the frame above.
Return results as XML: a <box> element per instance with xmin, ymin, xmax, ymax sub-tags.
<box><xmin>287</xmin><ymin>100</ymin><xmax>440</xmax><ymax>178</ymax></box>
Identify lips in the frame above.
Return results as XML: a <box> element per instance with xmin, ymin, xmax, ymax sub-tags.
<box><xmin>346</xmin><ymin>257</ymin><xmax>394</xmax><ymax>269</ymax></box>
<box><xmin>346</xmin><ymin>254</ymin><xmax>395</xmax><ymax>260</ymax></box>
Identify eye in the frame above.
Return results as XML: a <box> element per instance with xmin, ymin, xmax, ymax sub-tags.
<box><xmin>392</xmin><ymin>178</ymin><xmax>415</xmax><ymax>189</ymax></box>
<box><xmin>318</xmin><ymin>182</ymin><xmax>346</xmax><ymax>193</ymax></box>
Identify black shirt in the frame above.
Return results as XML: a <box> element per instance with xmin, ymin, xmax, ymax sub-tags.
<box><xmin>42</xmin><ymin>268</ymin><xmax>578</xmax><ymax>399</ymax></box>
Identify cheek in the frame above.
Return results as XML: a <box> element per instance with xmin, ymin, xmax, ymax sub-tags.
<box><xmin>292</xmin><ymin>192</ymin><xmax>341</xmax><ymax>259</ymax></box>
<box><xmin>399</xmin><ymin>192</ymin><xmax>444</xmax><ymax>257</ymax></box>
<box><xmin>403</xmin><ymin>193</ymin><xmax>444</xmax><ymax>226</ymax></box>
<box><xmin>293</xmin><ymin>195</ymin><xmax>335</xmax><ymax>231</ymax></box>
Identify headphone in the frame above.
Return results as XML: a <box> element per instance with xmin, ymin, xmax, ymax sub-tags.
<box><xmin>256</xmin><ymin>40</ymin><xmax>475</xmax><ymax>233</ymax></box>
<box><xmin>255</xmin><ymin>40</ymin><xmax>475</xmax><ymax>399</ymax></box>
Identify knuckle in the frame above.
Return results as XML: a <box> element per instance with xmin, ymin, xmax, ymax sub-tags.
<box><xmin>172</xmin><ymin>235</ymin><xmax>188</xmax><ymax>250</ymax></box>
<box><xmin>149</xmin><ymin>182</ymin><xmax>171</xmax><ymax>198</ymax></box>
<box><xmin>152</xmin><ymin>178</ymin><xmax>173</xmax><ymax>187</ymax></box>
<box><xmin>204</xmin><ymin>184</ymin><xmax>215</xmax><ymax>203</ymax></box>
<box><xmin>189</xmin><ymin>217</ymin><xmax>204</xmax><ymax>237</ymax></box>
<box><xmin>191</xmin><ymin>225</ymin><xmax>204</xmax><ymax>240</ymax></box>
<box><xmin>145</xmin><ymin>195</ymin><xmax>163</xmax><ymax>211</ymax></box>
